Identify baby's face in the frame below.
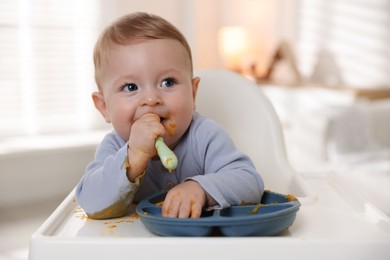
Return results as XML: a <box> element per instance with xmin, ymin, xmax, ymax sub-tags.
<box><xmin>97</xmin><ymin>39</ymin><xmax>199</xmax><ymax>146</ymax></box>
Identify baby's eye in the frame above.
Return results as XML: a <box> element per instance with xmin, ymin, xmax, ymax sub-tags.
<box><xmin>161</xmin><ymin>77</ymin><xmax>176</xmax><ymax>88</ymax></box>
<box><xmin>121</xmin><ymin>83</ymin><xmax>138</xmax><ymax>92</ymax></box>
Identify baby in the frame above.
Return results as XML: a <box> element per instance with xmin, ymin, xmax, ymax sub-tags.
<box><xmin>76</xmin><ymin>12</ymin><xmax>264</xmax><ymax>219</ymax></box>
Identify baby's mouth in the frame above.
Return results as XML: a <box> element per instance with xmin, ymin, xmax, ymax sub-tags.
<box><xmin>158</xmin><ymin>114</ymin><xmax>170</xmax><ymax>124</ymax></box>
<box><xmin>159</xmin><ymin>116</ymin><xmax>168</xmax><ymax>125</ymax></box>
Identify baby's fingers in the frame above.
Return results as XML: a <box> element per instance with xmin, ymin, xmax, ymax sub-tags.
<box><xmin>176</xmin><ymin>199</ymin><xmax>202</xmax><ymax>218</ymax></box>
<box><xmin>189</xmin><ymin>200</ymin><xmax>202</xmax><ymax>218</ymax></box>
<box><xmin>162</xmin><ymin>196</ymin><xmax>202</xmax><ymax>219</ymax></box>
<box><xmin>162</xmin><ymin>195</ymin><xmax>180</xmax><ymax>218</ymax></box>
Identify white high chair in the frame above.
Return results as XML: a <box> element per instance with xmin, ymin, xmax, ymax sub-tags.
<box><xmin>29</xmin><ymin>69</ymin><xmax>390</xmax><ymax>260</ymax></box>
<box><xmin>195</xmin><ymin>69</ymin><xmax>309</xmax><ymax>197</ymax></box>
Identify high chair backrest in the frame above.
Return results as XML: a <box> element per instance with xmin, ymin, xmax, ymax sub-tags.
<box><xmin>195</xmin><ymin>69</ymin><xmax>299</xmax><ymax>193</ymax></box>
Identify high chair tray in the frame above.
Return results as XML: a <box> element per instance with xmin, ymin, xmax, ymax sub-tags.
<box><xmin>29</xmin><ymin>175</ymin><xmax>390</xmax><ymax>260</ymax></box>
<box><xmin>136</xmin><ymin>191</ymin><xmax>300</xmax><ymax>236</ymax></box>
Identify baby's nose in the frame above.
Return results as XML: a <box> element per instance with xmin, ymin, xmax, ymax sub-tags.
<box><xmin>140</xmin><ymin>91</ymin><xmax>163</xmax><ymax>106</ymax></box>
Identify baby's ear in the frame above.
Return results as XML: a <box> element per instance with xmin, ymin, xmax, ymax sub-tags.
<box><xmin>92</xmin><ymin>92</ymin><xmax>111</xmax><ymax>123</ymax></box>
<box><xmin>191</xmin><ymin>77</ymin><xmax>200</xmax><ymax>100</ymax></box>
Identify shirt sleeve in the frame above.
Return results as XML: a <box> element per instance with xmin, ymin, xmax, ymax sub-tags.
<box><xmin>75</xmin><ymin>132</ymin><xmax>142</xmax><ymax>219</ymax></box>
<box><xmin>188</xmin><ymin>117</ymin><xmax>264</xmax><ymax>209</ymax></box>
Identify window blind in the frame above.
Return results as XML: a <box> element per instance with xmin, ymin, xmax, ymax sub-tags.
<box><xmin>0</xmin><ymin>0</ymin><xmax>102</xmax><ymax>138</ymax></box>
<box><xmin>295</xmin><ymin>0</ymin><xmax>390</xmax><ymax>88</ymax></box>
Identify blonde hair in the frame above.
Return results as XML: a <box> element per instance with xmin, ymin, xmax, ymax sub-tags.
<box><xmin>93</xmin><ymin>12</ymin><xmax>193</xmax><ymax>90</ymax></box>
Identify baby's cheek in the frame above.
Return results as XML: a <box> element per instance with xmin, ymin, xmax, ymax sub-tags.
<box><xmin>116</xmin><ymin>124</ymin><xmax>132</xmax><ymax>142</ymax></box>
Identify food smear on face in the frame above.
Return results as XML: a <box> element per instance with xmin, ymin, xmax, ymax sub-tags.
<box><xmin>162</xmin><ymin>118</ymin><xmax>176</xmax><ymax>136</ymax></box>
<box><xmin>167</xmin><ymin>122</ymin><xmax>176</xmax><ymax>135</ymax></box>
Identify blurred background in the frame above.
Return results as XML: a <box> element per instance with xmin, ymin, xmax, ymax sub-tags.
<box><xmin>1</xmin><ymin>0</ymin><xmax>389</xmax><ymax>259</ymax></box>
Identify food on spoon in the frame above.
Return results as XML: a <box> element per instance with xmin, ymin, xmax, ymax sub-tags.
<box><xmin>155</xmin><ymin>137</ymin><xmax>178</xmax><ymax>172</ymax></box>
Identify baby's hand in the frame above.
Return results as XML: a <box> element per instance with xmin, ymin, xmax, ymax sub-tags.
<box><xmin>127</xmin><ymin>113</ymin><xmax>165</xmax><ymax>181</ymax></box>
<box><xmin>162</xmin><ymin>181</ymin><xmax>206</xmax><ymax>218</ymax></box>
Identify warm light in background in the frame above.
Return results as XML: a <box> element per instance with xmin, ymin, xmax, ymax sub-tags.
<box><xmin>218</xmin><ymin>26</ymin><xmax>249</xmax><ymax>71</ymax></box>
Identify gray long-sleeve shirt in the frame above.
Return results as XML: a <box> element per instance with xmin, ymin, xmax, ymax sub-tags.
<box><xmin>76</xmin><ymin>112</ymin><xmax>264</xmax><ymax>219</ymax></box>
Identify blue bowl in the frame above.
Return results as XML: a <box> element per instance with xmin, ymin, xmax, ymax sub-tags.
<box><xmin>136</xmin><ymin>190</ymin><xmax>300</xmax><ymax>237</ymax></box>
